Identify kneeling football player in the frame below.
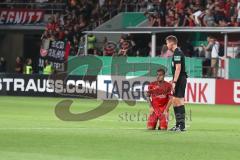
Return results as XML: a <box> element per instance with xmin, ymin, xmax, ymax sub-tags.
<box><xmin>146</xmin><ymin>68</ymin><xmax>172</xmax><ymax>130</ymax></box>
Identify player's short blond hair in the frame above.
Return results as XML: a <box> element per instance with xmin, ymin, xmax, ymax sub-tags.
<box><xmin>165</xmin><ymin>35</ymin><xmax>178</xmax><ymax>44</ymax></box>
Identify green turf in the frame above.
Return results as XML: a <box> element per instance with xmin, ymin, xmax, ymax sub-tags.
<box><xmin>0</xmin><ymin>96</ymin><xmax>240</xmax><ymax>160</ymax></box>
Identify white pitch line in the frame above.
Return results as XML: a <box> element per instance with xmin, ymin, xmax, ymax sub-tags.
<box><xmin>0</xmin><ymin>127</ymin><xmax>146</xmax><ymax>130</ymax></box>
<box><xmin>0</xmin><ymin>126</ymin><xmax>191</xmax><ymax>131</ymax></box>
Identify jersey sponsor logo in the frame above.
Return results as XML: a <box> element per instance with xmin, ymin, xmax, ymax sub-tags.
<box><xmin>174</xmin><ymin>55</ymin><xmax>181</xmax><ymax>61</ymax></box>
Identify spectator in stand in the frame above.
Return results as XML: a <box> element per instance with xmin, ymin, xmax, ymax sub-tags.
<box><xmin>116</xmin><ymin>34</ymin><xmax>130</xmax><ymax>56</ymax></box>
<box><xmin>185</xmin><ymin>7</ymin><xmax>196</xmax><ymax>26</ymax></box>
<box><xmin>203</xmin><ymin>9</ymin><xmax>216</xmax><ymax>26</ymax></box>
<box><xmin>77</xmin><ymin>37</ymin><xmax>85</xmax><ymax>56</ymax></box>
<box><xmin>228</xmin><ymin>16</ymin><xmax>239</xmax><ymax>26</ymax></box>
<box><xmin>15</xmin><ymin>57</ymin><xmax>23</xmax><ymax>74</ymax></box>
<box><xmin>118</xmin><ymin>40</ymin><xmax>131</xmax><ymax>56</ymax></box>
<box><xmin>138</xmin><ymin>0</ymin><xmax>148</xmax><ymax>12</ymax></box>
<box><xmin>145</xmin><ymin>12</ymin><xmax>160</xmax><ymax>27</ymax></box>
<box><xmin>160</xmin><ymin>45</ymin><xmax>173</xmax><ymax>58</ymax></box>
<box><xmin>0</xmin><ymin>57</ymin><xmax>6</xmax><ymax>73</ymax></box>
<box><xmin>214</xmin><ymin>1</ymin><xmax>227</xmax><ymax>24</ymax></box>
<box><xmin>166</xmin><ymin>9</ymin><xmax>176</xmax><ymax>26</ymax></box>
<box><xmin>78</xmin><ymin>15</ymin><xmax>87</xmax><ymax>30</ymax></box>
<box><xmin>24</xmin><ymin>58</ymin><xmax>33</xmax><ymax>75</ymax></box>
<box><xmin>237</xmin><ymin>0</ymin><xmax>240</xmax><ymax>23</ymax></box>
<box><xmin>225</xmin><ymin>0</ymin><xmax>237</xmax><ymax>18</ymax></box>
<box><xmin>192</xmin><ymin>10</ymin><xmax>204</xmax><ymax>26</ymax></box>
<box><xmin>204</xmin><ymin>36</ymin><xmax>220</xmax><ymax>78</ymax></box>
<box><xmin>202</xmin><ymin>37</ymin><xmax>213</xmax><ymax>77</ymax></box>
<box><xmin>103</xmin><ymin>41</ymin><xmax>117</xmax><ymax>56</ymax></box>
<box><xmin>118</xmin><ymin>35</ymin><xmax>126</xmax><ymax>49</ymax></box>
<box><xmin>219</xmin><ymin>18</ymin><xmax>229</xmax><ymax>27</ymax></box>
<box><xmin>206</xmin><ymin>0</ymin><xmax>215</xmax><ymax>10</ymax></box>
<box><xmin>198</xmin><ymin>44</ymin><xmax>211</xmax><ymax>77</ymax></box>
<box><xmin>175</xmin><ymin>9</ymin><xmax>187</xmax><ymax>26</ymax></box>
<box><xmin>46</xmin><ymin>16</ymin><xmax>57</xmax><ymax>32</ymax></box>
<box><xmin>202</xmin><ymin>37</ymin><xmax>213</xmax><ymax>60</ymax></box>
<box><xmin>87</xmin><ymin>34</ymin><xmax>97</xmax><ymax>55</ymax></box>
<box><xmin>43</xmin><ymin>60</ymin><xmax>54</xmax><ymax>75</ymax></box>
<box><xmin>154</xmin><ymin>13</ymin><xmax>162</xmax><ymax>26</ymax></box>
<box><xmin>236</xmin><ymin>45</ymin><xmax>240</xmax><ymax>58</ymax></box>
<box><xmin>176</xmin><ymin>0</ymin><xmax>185</xmax><ymax>12</ymax></box>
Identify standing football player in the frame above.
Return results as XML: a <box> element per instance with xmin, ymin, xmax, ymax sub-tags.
<box><xmin>165</xmin><ymin>35</ymin><xmax>187</xmax><ymax>132</ymax></box>
<box><xmin>146</xmin><ymin>68</ymin><xmax>172</xmax><ymax>130</ymax></box>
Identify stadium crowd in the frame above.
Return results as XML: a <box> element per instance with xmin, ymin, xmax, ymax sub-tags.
<box><xmin>5</xmin><ymin>0</ymin><xmax>240</xmax><ymax>27</ymax></box>
<box><xmin>41</xmin><ymin>0</ymin><xmax>124</xmax><ymax>55</ymax></box>
<box><xmin>0</xmin><ymin>0</ymin><xmax>65</xmax><ymax>8</ymax></box>
<box><xmin>143</xmin><ymin>0</ymin><xmax>240</xmax><ymax>27</ymax></box>
<box><xmin>1</xmin><ymin>0</ymin><xmax>63</xmax><ymax>4</ymax></box>
<box><xmin>39</xmin><ymin>0</ymin><xmax>240</xmax><ymax>57</ymax></box>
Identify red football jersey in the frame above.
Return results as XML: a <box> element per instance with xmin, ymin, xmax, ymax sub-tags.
<box><xmin>148</xmin><ymin>81</ymin><xmax>172</xmax><ymax>108</ymax></box>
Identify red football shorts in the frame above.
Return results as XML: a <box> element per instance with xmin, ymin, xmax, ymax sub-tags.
<box><xmin>147</xmin><ymin>105</ymin><xmax>168</xmax><ymax>130</ymax></box>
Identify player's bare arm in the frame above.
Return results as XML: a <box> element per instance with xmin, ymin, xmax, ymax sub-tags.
<box><xmin>173</xmin><ymin>63</ymin><xmax>181</xmax><ymax>92</ymax></box>
<box><xmin>146</xmin><ymin>92</ymin><xmax>154</xmax><ymax>114</ymax></box>
<box><xmin>164</xmin><ymin>97</ymin><xmax>173</xmax><ymax>115</ymax></box>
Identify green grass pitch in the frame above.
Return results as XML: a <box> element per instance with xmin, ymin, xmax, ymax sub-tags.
<box><xmin>0</xmin><ymin>96</ymin><xmax>240</xmax><ymax>160</ymax></box>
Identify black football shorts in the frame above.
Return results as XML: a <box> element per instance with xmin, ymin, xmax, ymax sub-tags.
<box><xmin>173</xmin><ymin>76</ymin><xmax>187</xmax><ymax>98</ymax></box>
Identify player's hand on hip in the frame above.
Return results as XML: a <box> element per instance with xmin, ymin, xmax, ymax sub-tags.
<box><xmin>172</xmin><ymin>83</ymin><xmax>176</xmax><ymax>93</ymax></box>
<box><xmin>149</xmin><ymin>107</ymin><xmax>154</xmax><ymax>115</ymax></box>
<box><xmin>163</xmin><ymin>108</ymin><xmax>169</xmax><ymax>116</ymax></box>
<box><xmin>146</xmin><ymin>92</ymin><xmax>150</xmax><ymax>97</ymax></box>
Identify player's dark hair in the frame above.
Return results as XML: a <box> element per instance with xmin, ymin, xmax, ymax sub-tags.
<box><xmin>157</xmin><ymin>68</ymin><xmax>166</xmax><ymax>75</ymax></box>
<box><xmin>208</xmin><ymin>35</ymin><xmax>216</xmax><ymax>40</ymax></box>
<box><xmin>166</xmin><ymin>35</ymin><xmax>178</xmax><ymax>44</ymax></box>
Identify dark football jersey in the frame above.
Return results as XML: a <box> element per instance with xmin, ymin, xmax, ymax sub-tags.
<box><xmin>172</xmin><ymin>47</ymin><xmax>186</xmax><ymax>78</ymax></box>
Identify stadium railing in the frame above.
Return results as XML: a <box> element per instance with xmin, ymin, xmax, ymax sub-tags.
<box><xmin>121</xmin><ymin>2</ymin><xmax>161</xmax><ymax>12</ymax></box>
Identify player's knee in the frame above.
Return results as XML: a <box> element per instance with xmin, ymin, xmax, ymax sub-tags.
<box><xmin>160</xmin><ymin>127</ymin><xmax>167</xmax><ymax>131</ymax></box>
<box><xmin>147</xmin><ymin>126</ymin><xmax>155</xmax><ymax>130</ymax></box>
